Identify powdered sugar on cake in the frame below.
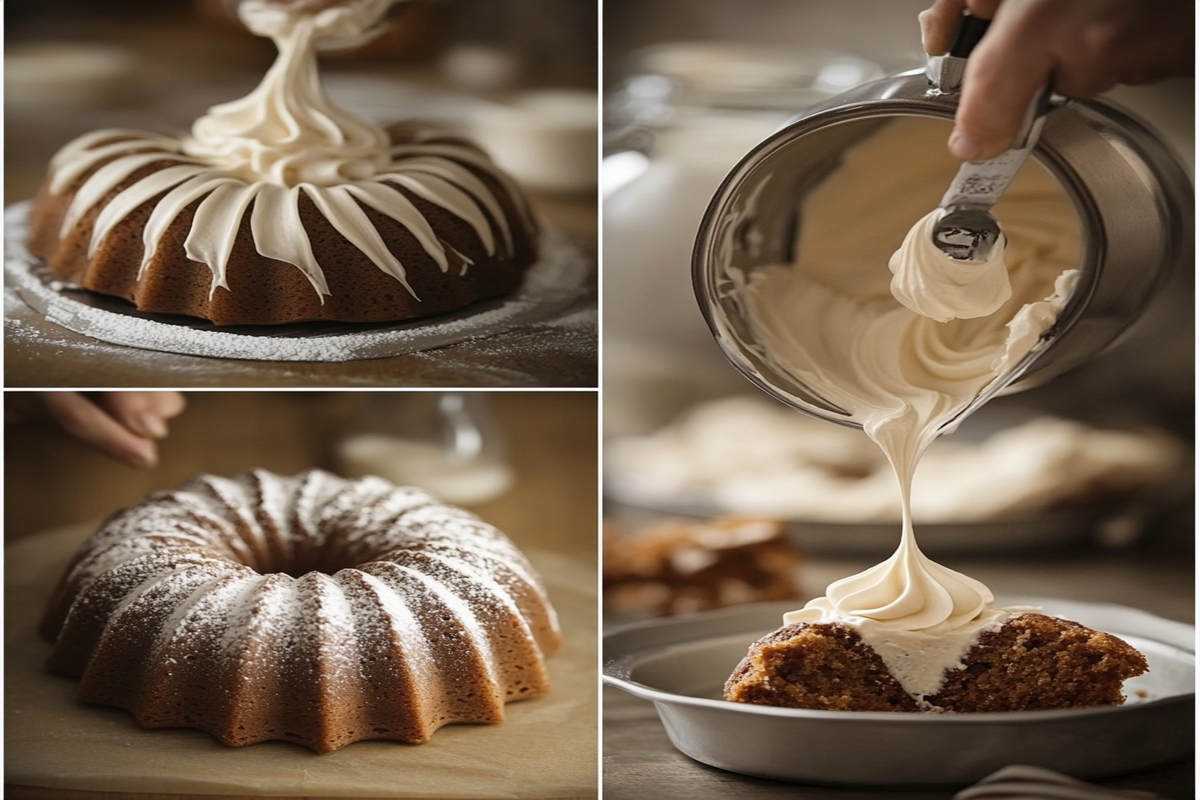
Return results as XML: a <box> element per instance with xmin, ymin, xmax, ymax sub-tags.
<box><xmin>40</xmin><ymin>468</ymin><xmax>562</xmax><ymax>751</ymax></box>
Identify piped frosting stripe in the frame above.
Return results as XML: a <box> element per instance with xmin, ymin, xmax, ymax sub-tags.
<box><xmin>343</xmin><ymin>181</ymin><xmax>448</xmax><ymax>273</ymax></box>
<box><xmin>251</xmin><ymin>183</ymin><xmax>329</xmax><ymax>296</ymax></box>
<box><xmin>382</xmin><ymin>172</ymin><xmax>498</xmax><ymax>256</ymax></box>
<box><xmin>301</xmin><ymin>184</ymin><xmax>417</xmax><ymax>294</ymax></box>
<box><xmin>139</xmin><ymin>174</ymin><xmax>244</xmax><ymax>277</ymax></box>
<box><xmin>184</xmin><ymin>182</ymin><xmax>262</xmax><ymax>295</ymax></box>
<box><xmin>88</xmin><ymin>164</ymin><xmax>213</xmax><ymax>257</ymax></box>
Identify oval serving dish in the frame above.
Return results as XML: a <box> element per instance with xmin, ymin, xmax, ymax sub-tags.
<box><xmin>603</xmin><ymin>599</ymin><xmax>1194</xmax><ymax>786</ymax></box>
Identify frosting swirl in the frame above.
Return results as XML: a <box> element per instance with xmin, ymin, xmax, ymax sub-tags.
<box><xmin>786</xmin><ymin>533</ymin><xmax>993</xmax><ymax>632</ymax></box>
<box><xmin>888</xmin><ymin>208</ymin><xmax>1012</xmax><ymax>322</ymax></box>
<box><xmin>183</xmin><ymin>0</ymin><xmax>397</xmax><ymax>187</ymax></box>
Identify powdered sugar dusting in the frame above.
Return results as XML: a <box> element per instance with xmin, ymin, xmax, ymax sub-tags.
<box><xmin>345</xmin><ymin>569</ymin><xmax>439</xmax><ymax>692</ymax></box>
<box><xmin>6</xmin><ymin>201</ymin><xmax>591</xmax><ymax>363</ymax></box>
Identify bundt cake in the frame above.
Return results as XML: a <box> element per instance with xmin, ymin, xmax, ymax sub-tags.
<box><xmin>603</xmin><ymin>516</ymin><xmax>801</xmax><ymax>617</ymax></box>
<box><xmin>39</xmin><ymin>469</ymin><xmax>562</xmax><ymax>753</ymax></box>
<box><xmin>25</xmin><ymin>0</ymin><xmax>539</xmax><ymax>326</ymax></box>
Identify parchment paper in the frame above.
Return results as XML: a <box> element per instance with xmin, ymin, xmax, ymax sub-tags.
<box><xmin>5</xmin><ymin>524</ymin><xmax>598</xmax><ymax>798</ymax></box>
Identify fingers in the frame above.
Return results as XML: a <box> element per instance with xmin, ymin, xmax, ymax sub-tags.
<box><xmin>920</xmin><ymin>0</ymin><xmax>1008</xmax><ymax>54</ymax></box>
<box><xmin>99</xmin><ymin>391</ymin><xmax>187</xmax><ymax>439</ymax></box>
<box><xmin>942</xmin><ymin>0</ymin><xmax>1193</xmax><ymax>160</ymax></box>
<box><xmin>39</xmin><ymin>392</ymin><xmax>177</xmax><ymax>469</ymax></box>
<box><xmin>919</xmin><ymin>0</ymin><xmax>967</xmax><ymax>54</ymax></box>
<box><xmin>922</xmin><ymin>0</ymin><xmax>1046</xmax><ymax>159</ymax></box>
<box><xmin>951</xmin><ymin>14</ymin><xmax>1054</xmax><ymax>159</ymax></box>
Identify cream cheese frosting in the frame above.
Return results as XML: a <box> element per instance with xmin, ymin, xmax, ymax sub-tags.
<box><xmin>42</xmin><ymin>0</ymin><xmax>532</xmax><ymax>304</ymax></box>
<box><xmin>888</xmin><ymin>208</ymin><xmax>1011</xmax><ymax>322</ymax></box>
<box><xmin>733</xmin><ymin>116</ymin><xmax>1082</xmax><ymax>702</ymax></box>
<box><xmin>184</xmin><ymin>0</ymin><xmax>396</xmax><ymax>186</ymax></box>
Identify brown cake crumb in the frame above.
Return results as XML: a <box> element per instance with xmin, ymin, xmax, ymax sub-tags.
<box><xmin>603</xmin><ymin>516</ymin><xmax>801</xmax><ymax>617</ymax></box>
<box><xmin>724</xmin><ymin>622</ymin><xmax>918</xmax><ymax>711</ymax></box>
<box><xmin>725</xmin><ymin>613</ymin><xmax>1147</xmax><ymax>713</ymax></box>
<box><xmin>930</xmin><ymin>613</ymin><xmax>1147</xmax><ymax>711</ymax></box>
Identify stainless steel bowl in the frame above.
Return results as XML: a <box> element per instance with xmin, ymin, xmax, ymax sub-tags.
<box><xmin>603</xmin><ymin>599</ymin><xmax>1195</xmax><ymax>786</ymax></box>
<box><xmin>692</xmin><ymin>70</ymin><xmax>1194</xmax><ymax>428</ymax></box>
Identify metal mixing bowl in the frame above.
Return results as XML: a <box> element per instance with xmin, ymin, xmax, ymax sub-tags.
<box><xmin>692</xmin><ymin>69</ymin><xmax>1193</xmax><ymax>428</ymax></box>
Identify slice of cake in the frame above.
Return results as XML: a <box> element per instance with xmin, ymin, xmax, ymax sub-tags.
<box><xmin>603</xmin><ymin>516</ymin><xmax>802</xmax><ymax>617</ymax></box>
<box><xmin>725</xmin><ymin>611</ymin><xmax>1147</xmax><ymax>713</ymax></box>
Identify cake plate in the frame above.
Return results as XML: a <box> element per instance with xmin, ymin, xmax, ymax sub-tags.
<box><xmin>603</xmin><ymin>599</ymin><xmax>1195</xmax><ymax>787</ymax></box>
<box><xmin>5</xmin><ymin>201</ymin><xmax>592</xmax><ymax>363</ymax></box>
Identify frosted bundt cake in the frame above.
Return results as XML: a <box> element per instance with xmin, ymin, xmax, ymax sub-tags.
<box><xmin>39</xmin><ymin>469</ymin><xmax>562</xmax><ymax>752</ymax></box>
<box><xmin>25</xmin><ymin>0</ymin><xmax>538</xmax><ymax>326</ymax></box>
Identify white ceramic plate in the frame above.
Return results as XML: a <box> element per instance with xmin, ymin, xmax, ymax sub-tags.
<box><xmin>603</xmin><ymin>599</ymin><xmax>1194</xmax><ymax>786</ymax></box>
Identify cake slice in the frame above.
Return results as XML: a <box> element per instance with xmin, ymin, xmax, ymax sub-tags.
<box><xmin>724</xmin><ymin>612</ymin><xmax>1147</xmax><ymax>713</ymax></box>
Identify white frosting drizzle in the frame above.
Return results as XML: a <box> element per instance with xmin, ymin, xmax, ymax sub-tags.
<box><xmin>185</xmin><ymin>1</ymin><xmax>393</xmax><ymax>185</ymax></box>
<box><xmin>43</xmin><ymin>0</ymin><xmax>532</xmax><ymax>304</ymax></box>
<box><xmin>740</xmin><ymin>117</ymin><xmax>1081</xmax><ymax>702</ymax></box>
<box><xmin>888</xmin><ymin>208</ymin><xmax>1012</xmax><ymax>322</ymax></box>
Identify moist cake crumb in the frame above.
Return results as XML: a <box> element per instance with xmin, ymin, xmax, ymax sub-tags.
<box><xmin>724</xmin><ymin>613</ymin><xmax>1147</xmax><ymax>712</ymax></box>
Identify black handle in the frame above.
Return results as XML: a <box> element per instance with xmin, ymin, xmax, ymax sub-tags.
<box><xmin>948</xmin><ymin>12</ymin><xmax>991</xmax><ymax>58</ymax></box>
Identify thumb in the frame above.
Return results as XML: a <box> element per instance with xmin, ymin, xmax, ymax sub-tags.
<box><xmin>950</xmin><ymin>37</ymin><xmax>1052</xmax><ymax>160</ymax></box>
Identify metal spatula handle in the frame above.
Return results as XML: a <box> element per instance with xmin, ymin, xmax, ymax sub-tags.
<box><xmin>929</xmin><ymin>12</ymin><xmax>1049</xmax><ymax>261</ymax></box>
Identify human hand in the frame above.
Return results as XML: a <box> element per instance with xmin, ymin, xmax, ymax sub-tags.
<box><xmin>919</xmin><ymin>0</ymin><xmax>1194</xmax><ymax>161</ymax></box>
<box><xmin>6</xmin><ymin>392</ymin><xmax>186</xmax><ymax>468</ymax></box>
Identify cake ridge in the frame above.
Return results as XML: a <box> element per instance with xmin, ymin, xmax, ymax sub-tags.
<box><xmin>332</xmin><ymin>569</ymin><xmax>438</xmax><ymax>744</ymax></box>
<box><xmin>358</xmin><ymin>559</ymin><xmax>509</xmax><ymax>723</ymax></box>
<box><xmin>76</xmin><ymin>562</ymin><xmax>235</xmax><ymax>708</ymax></box>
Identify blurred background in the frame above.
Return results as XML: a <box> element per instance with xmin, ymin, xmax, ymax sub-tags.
<box><xmin>5</xmin><ymin>390</ymin><xmax>597</xmax><ymax>566</ymax></box>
